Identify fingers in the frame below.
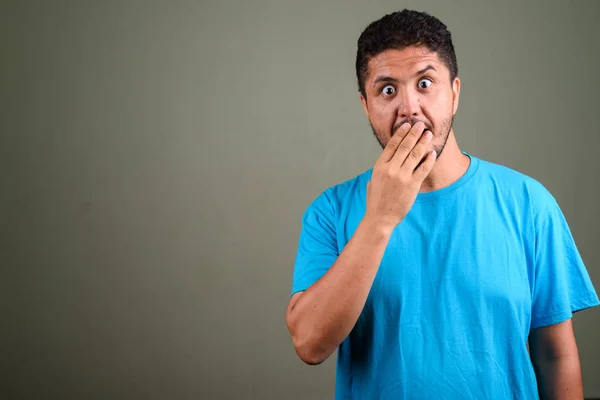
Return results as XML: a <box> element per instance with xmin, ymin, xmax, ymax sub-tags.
<box><xmin>376</xmin><ymin>121</ymin><xmax>436</xmax><ymax>179</ymax></box>
<box><xmin>400</xmin><ymin>125</ymin><xmax>434</xmax><ymax>171</ymax></box>
<box><xmin>387</xmin><ymin>121</ymin><xmax>429</xmax><ymax>167</ymax></box>
<box><xmin>413</xmin><ymin>149</ymin><xmax>437</xmax><ymax>181</ymax></box>
<box><xmin>376</xmin><ymin>123</ymin><xmax>412</xmax><ymax>164</ymax></box>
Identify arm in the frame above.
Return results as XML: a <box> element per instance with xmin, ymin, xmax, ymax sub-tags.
<box><xmin>285</xmin><ymin>122</ymin><xmax>436</xmax><ymax>365</ymax></box>
<box><xmin>528</xmin><ymin>319</ymin><xmax>584</xmax><ymax>399</ymax></box>
<box><xmin>285</xmin><ymin>217</ymin><xmax>393</xmax><ymax>365</ymax></box>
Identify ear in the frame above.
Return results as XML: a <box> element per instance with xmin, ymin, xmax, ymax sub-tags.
<box><xmin>452</xmin><ymin>77</ymin><xmax>461</xmax><ymax>116</ymax></box>
<box><xmin>360</xmin><ymin>93</ymin><xmax>369</xmax><ymax>118</ymax></box>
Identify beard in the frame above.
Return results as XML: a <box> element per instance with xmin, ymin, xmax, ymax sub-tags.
<box><xmin>370</xmin><ymin>113</ymin><xmax>454</xmax><ymax>161</ymax></box>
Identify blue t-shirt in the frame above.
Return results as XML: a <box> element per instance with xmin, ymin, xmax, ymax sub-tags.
<box><xmin>291</xmin><ymin>153</ymin><xmax>599</xmax><ymax>399</ymax></box>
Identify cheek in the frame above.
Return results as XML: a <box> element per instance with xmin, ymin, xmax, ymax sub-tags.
<box><xmin>429</xmin><ymin>94</ymin><xmax>453</xmax><ymax>123</ymax></box>
<box><xmin>371</xmin><ymin>101</ymin><xmax>397</xmax><ymax>125</ymax></box>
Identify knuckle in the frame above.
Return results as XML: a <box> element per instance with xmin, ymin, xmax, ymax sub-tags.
<box><xmin>409</xmin><ymin>148</ymin><xmax>421</xmax><ymax>160</ymax></box>
<box><xmin>387</xmin><ymin>140</ymin><xmax>400</xmax><ymax>152</ymax></box>
<box><xmin>408</xmin><ymin>129</ymin><xmax>420</xmax><ymax>139</ymax></box>
<box><xmin>375</xmin><ymin>166</ymin><xmax>391</xmax><ymax>180</ymax></box>
<box><xmin>397</xmin><ymin>142</ymin><xmax>411</xmax><ymax>153</ymax></box>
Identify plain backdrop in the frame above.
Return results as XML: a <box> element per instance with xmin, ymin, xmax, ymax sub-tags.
<box><xmin>2</xmin><ymin>0</ymin><xmax>599</xmax><ymax>399</ymax></box>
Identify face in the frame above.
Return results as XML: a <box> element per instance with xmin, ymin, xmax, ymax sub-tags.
<box><xmin>359</xmin><ymin>46</ymin><xmax>460</xmax><ymax>156</ymax></box>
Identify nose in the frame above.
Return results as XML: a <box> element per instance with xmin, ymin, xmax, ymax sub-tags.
<box><xmin>397</xmin><ymin>89</ymin><xmax>421</xmax><ymax>119</ymax></box>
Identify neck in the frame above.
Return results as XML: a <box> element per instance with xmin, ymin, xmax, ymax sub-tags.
<box><xmin>420</xmin><ymin>129</ymin><xmax>470</xmax><ymax>193</ymax></box>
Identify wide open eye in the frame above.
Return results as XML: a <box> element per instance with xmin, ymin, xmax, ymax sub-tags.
<box><xmin>381</xmin><ymin>85</ymin><xmax>396</xmax><ymax>95</ymax></box>
<box><xmin>418</xmin><ymin>78</ymin><xmax>432</xmax><ymax>89</ymax></box>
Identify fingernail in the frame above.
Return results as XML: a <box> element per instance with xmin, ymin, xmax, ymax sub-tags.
<box><xmin>424</xmin><ymin>131</ymin><xmax>432</xmax><ymax>140</ymax></box>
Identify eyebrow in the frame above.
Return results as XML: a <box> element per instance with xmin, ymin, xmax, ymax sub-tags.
<box><xmin>372</xmin><ymin>65</ymin><xmax>437</xmax><ymax>87</ymax></box>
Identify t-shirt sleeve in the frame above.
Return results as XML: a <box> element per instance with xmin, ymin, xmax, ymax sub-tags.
<box><xmin>291</xmin><ymin>190</ymin><xmax>339</xmax><ymax>296</ymax></box>
<box><xmin>530</xmin><ymin>199</ymin><xmax>600</xmax><ymax>328</ymax></box>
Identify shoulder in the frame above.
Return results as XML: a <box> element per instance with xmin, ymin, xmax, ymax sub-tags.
<box><xmin>303</xmin><ymin>169</ymin><xmax>371</xmax><ymax>218</ymax></box>
<box><xmin>474</xmin><ymin>156</ymin><xmax>558</xmax><ymax>213</ymax></box>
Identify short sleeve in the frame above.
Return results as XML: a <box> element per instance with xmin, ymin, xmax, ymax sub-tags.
<box><xmin>291</xmin><ymin>190</ymin><xmax>339</xmax><ymax>296</ymax></box>
<box><xmin>530</xmin><ymin>200</ymin><xmax>599</xmax><ymax>328</ymax></box>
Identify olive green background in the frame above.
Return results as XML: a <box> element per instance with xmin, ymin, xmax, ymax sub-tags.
<box><xmin>2</xmin><ymin>0</ymin><xmax>599</xmax><ymax>398</ymax></box>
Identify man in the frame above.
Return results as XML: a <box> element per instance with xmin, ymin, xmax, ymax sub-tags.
<box><xmin>285</xmin><ymin>9</ymin><xmax>599</xmax><ymax>400</ymax></box>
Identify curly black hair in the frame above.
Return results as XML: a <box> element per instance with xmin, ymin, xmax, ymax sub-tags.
<box><xmin>356</xmin><ymin>9</ymin><xmax>458</xmax><ymax>98</ymax></box>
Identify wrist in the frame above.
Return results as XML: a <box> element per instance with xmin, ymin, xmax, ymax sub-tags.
<box><xmin>360</xmin><ymin>214</ymin><xmax>396</xmax><ymax>238</ymax></box>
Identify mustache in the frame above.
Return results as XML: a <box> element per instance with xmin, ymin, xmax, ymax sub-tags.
<box><xmin>392</xmin><ymin>119</ymin><xmax>433</xmax><ymax>135</ymax></box>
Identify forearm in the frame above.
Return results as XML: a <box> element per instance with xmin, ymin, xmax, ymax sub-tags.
<box><xmin>534</xmin><ymin>355</ymin><xmax>583</xmax><ymax>399</ymax></box>
<box><xmin>287</xmin><ymin>217</ymin><xmax>393</xmax><ymax>365</ymax></box>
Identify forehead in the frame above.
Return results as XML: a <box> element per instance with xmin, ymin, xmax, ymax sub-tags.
<box><xmin>366</xmin><ymin>46</ymin><xmax>445</xmax><ymax>81</ymax></box>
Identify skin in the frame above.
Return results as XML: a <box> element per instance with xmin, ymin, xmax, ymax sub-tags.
<box><xmin>286</xmin><ymin>45</ymin><xmax>584</xmax><ymax>399</ymax></box>
<box><xmin>529</xmin><ymin>319</ymin><xmax>584</xmax><ymax>399</ymax></box>
<box><xmin>359</xmin><ymin>45</ymin><xmax>469</xmax><ymax>193</ymax></box>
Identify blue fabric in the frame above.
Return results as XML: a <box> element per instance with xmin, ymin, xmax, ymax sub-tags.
<box><xmin>291</xmin><ymin>153</ymin><xmax>599</xmax><ymax>399</ymax></box>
